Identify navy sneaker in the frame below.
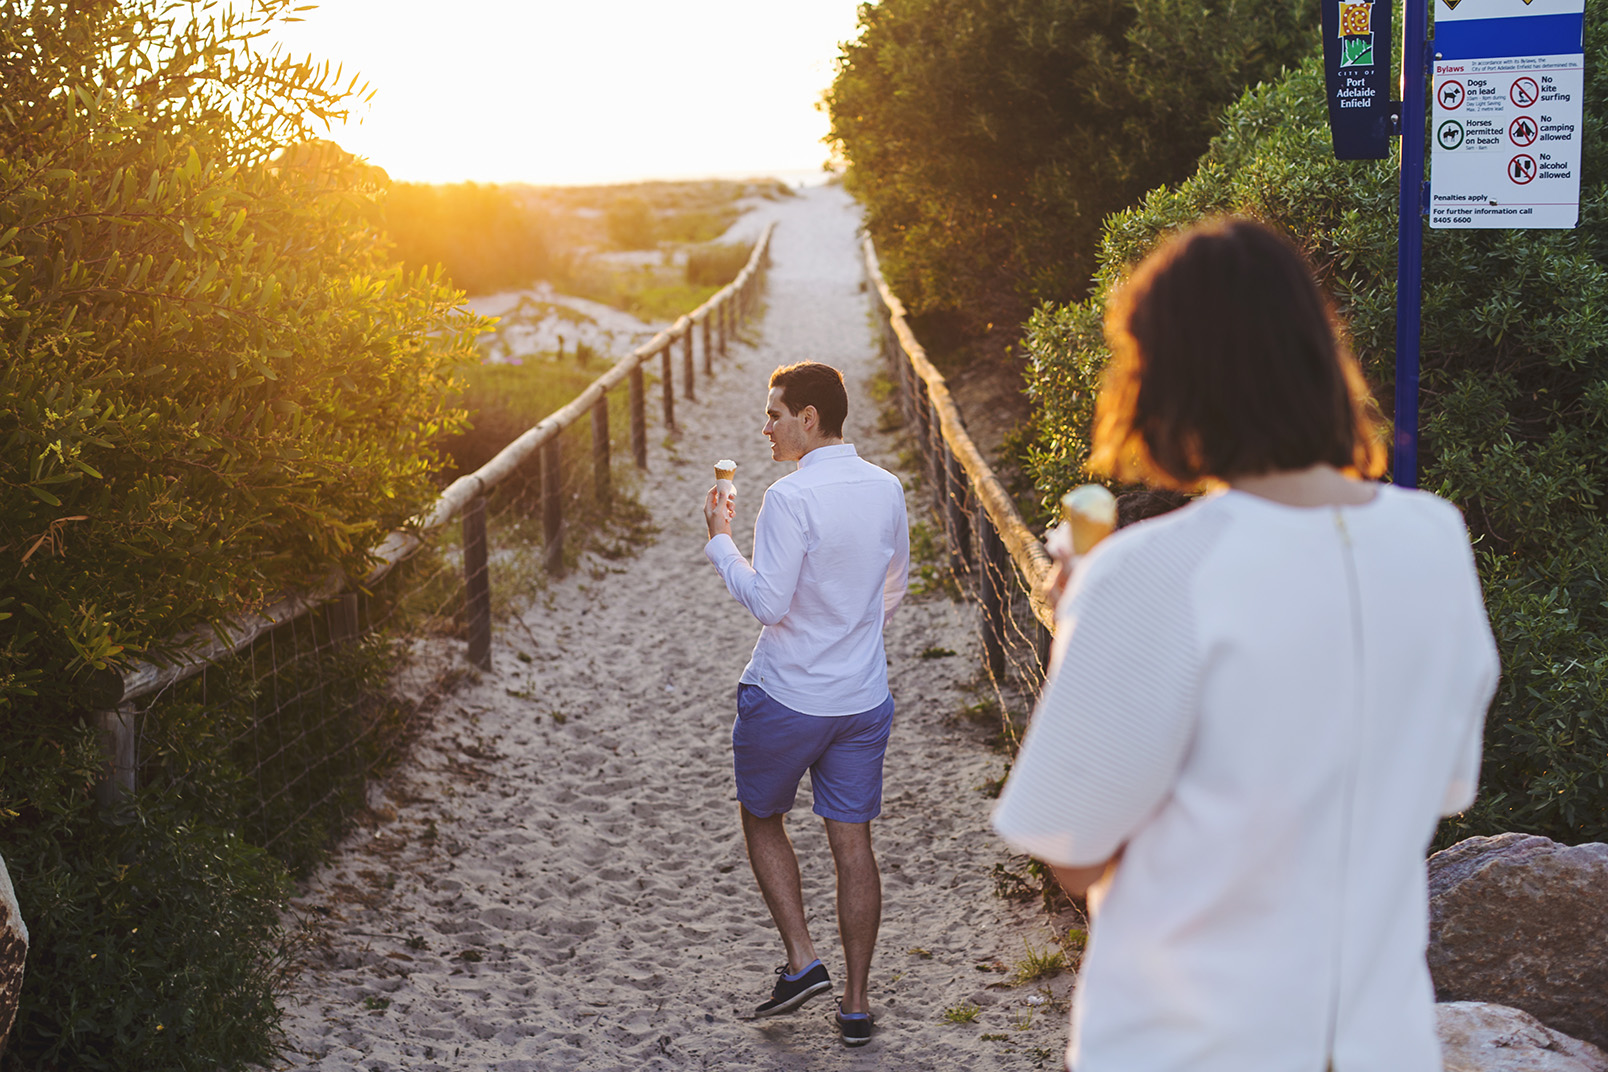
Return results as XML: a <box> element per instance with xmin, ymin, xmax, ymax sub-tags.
<box><xmin>835</xmin><ymin>999</ymin><xmax>874</xmax><ymax>1046</ymax></box>
<box><xmin>752</xmin><ymin>960</ymin><xmax>832</xmax><ymax>1018</ymax></box>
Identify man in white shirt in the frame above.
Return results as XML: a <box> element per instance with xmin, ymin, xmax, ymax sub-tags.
<box><xmin>703</xmin><ymin>361</ymin><xmax>909</xmax><ymax>1047</ymax></box>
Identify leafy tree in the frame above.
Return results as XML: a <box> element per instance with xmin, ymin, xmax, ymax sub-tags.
<box><xmin>825</xmin><ymin>0</ymin><xmax>1318</xmax><ymax>334</ymax></box>
<box><xmin>0</xmin><ymin>0</ymin><xmax>477</xmax><ymax>714</ymax></box>
<box><xmin>0</xmin><ymin>1</ymin><xmax>479</xmax><ymax>1066</ymax></box>
<box><xmin>1024</xmin><ymin>34</ymin><xmax>1608</xmax><ymax>845</ymax></box>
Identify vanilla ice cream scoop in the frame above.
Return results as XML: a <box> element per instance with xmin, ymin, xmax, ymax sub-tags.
<box><xmin>1062</xmin><ymin>484</ymin><xmax>1117</xmax><ymax>553</ymax></box>
<box><xmin>1046</xmin><ymin>483</ymin><xmax>1118</xmax><ymax>559</ymax></box>
<box><xmin>713</xmin><ymin>459</ymin><xmax>738</xmax><ymax>506</ymax></box>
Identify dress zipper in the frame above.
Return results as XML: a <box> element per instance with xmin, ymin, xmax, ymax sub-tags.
<box><xmin>1323</xmin><ymin>508</ymin><xmax>1367</xmax><ymax>1072</ymax></box>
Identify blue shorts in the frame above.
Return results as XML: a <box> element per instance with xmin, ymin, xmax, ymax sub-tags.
<box><xmin>732</xmin><ymin>684</ymin><xmax>894</xmax><ymax>823</ymax></box>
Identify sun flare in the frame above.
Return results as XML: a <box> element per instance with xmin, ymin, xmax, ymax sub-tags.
<box><xmin>265</xmin><ymin>0</ymin><xmax>861</xmax><ymax>185</ymax></box>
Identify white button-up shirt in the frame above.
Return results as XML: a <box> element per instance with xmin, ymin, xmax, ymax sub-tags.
<box><xmin>994</xmin><ymin>486</ymin><xmax>1498</xmax><ymax>1072</ymax></box>
<box><xmin>706</xmin><ymin>443</ymin><xmax>909</xmax><ymax>716</ymax></box>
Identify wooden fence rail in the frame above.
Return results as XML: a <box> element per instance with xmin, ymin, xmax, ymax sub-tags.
<box><xmin>90</xmin><ymin>224</ymin><xmax>776</xmax><ymax>799</ymax></box>
<box><xmin>860</xmin><ymin>237</ymin><xmax>1055</xmax><ymax>688</ymax></box>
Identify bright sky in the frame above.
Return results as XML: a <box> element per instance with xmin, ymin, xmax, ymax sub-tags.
<box><xmin>265</xmin><ymin>0</ymin><xmax>866</xmax><ymax>186</ymax></box>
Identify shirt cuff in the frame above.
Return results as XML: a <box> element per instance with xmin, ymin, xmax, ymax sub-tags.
<box><xmin>705</xmin><ymin>532</ymin><xmax>740</xmax><ymax>566</ymax></box>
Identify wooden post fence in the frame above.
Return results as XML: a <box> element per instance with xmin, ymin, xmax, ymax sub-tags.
<box><xmin>592</xmin><ymin>395</ymin><xmax>612</xmax><ymax>515</ymax></box>
<box><xmin>701</xmin><ymin>312</ymin><xmax>712</xmax><ymax>377</ymax></box>
<box><xmin>660</xmin><ymin>345</ymin><xmax>676</xmax><ymax>430</ymax></box>
<box><xmin>979</xmin><ymin>514</ymin><xmax>1009</xmax><ymax>679</ymax></box>
<box><xmin>681</xmin><ymin>321</ymin><xmax>695</xmax><ymax>401</ymax></box>
<box><xmin>89</xmin><ymin>223</ymin><xmax>776</xmax><ymax>802</ymax></box>
<box><xmin>541</xmin><ymin>438</ymin><xmax>564</xmax><ymax>575</ymax></box>
<box><xmin>629</xmin><ymin>364</ymin><xmax>647</xmax><ymax>469</ymax></box>
<box><xmin>860</xmin><ymin>233</ymin><xmax>1053</xmax><ymax>727</ymax></box>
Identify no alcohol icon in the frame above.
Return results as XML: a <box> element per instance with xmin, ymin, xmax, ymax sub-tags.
<box><xmin>1509</xmin><ymin>115</ymin><xmax>1538</xmax><ymax>146</ymax></box>
<box><xmin>1437</xmin><ymin>120</ymin><xmax>1466</xmax><ymax>150</ymax></box>
<box><xmin>1509</xmin><ymin>153</ymin><xmax>1537</xmax><ymax>184</ymax></box>
<box><xmin>1439</xmin><ymin>80</ymin><xmax>1466</xmax><ymax>109</ymax></box>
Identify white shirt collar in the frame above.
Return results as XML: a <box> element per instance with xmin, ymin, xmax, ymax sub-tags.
<box><xmin>798</xmin><ymin>442</ymin><xmax>857</xmax><ymax>468</ymax></box>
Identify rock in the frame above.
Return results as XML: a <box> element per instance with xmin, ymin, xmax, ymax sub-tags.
<box><xmin>0</xmin><ymin>852</ymin><xmax>27</xmax><ymax>1053</ymax></box>
<box><xmin>1438</xmin><ymin>1002</ymin><xmax>1608</xmax><ymax>1072</ymax></box>
<box><xmin>1428</xmin><ymin>833</ymin><xmax>1608</xmax><ymax>1051</ymax></box>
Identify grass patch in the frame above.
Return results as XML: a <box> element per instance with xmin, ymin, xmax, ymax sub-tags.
<box><xmin>942</xmin><ymin>1003</ymin><xmax>983</xmax><ymax>1024</ymax></box>
<box><xmin>1010</xmin><ymin>939</ymin><xmax>1067</xmax><ymax>984</ymax></box>
<box><xmin>560</xmin><ymin>257</ymin><xmax>721</xmax><ymax>321</ymax></box>
<box><xmin>685</xmin><ymin>240</ymin><xmax>755</xmax><ymax>286</ymax></box>
<box><xmin>908</xmin><ymin>519</ymin><xmax>962</xmax><ymax>600</ymax></box>
<box><xmin>991</xmin><ymin>857</ymin><xmax>1080</xmax><ymax>915</ymax></box>
<box><xmin>978</xmin><ymin>763</ymin><xmax>1010</xmax><ymax>798</ymax></box>
<box><xmin>657</xmin><ymin>205</ymin><xmax>741</xmax><ymax>245</ymax></box>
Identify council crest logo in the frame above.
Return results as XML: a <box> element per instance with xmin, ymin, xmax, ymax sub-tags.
<box><xmin>1338</xmin><ymin>0</ymin><xmax>1375</xmax><ymax>66</ymax></box>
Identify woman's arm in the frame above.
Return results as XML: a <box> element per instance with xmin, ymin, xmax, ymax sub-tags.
<box><xmin>1050</xmin><ymin>853</ymin><xmax>1120</xmax><ymax>897</ymax></box>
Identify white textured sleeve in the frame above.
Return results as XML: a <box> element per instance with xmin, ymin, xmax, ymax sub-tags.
<box><xmin>1440</xmin><ymin>700</ymin><xmax>1486</xmax><ymax>816</ymax></box>
<box><xmin>883</xmin><ymin>487</ymin><xmax>910</xmax><ymax>621</ymax></box>
<box><xmin>1440</xmin><ymin>510</ymin><xmax>1499</xmax><ymax>816</ymax></box>
<box><xmin>993</xmin><ymin>525</ymin><xmax>1210</xmax><ymax>868</ymax></box>
<box><xmin>706</xmin><ymin>488</ymin><xmax>806</xmax><ymax>626</ymax></box>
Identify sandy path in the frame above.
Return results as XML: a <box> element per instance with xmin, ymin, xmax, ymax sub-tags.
<box><xmin>272</xmin><ymin>185</ymin><xmax>1073</xmax><ymax>1071</ymax></box>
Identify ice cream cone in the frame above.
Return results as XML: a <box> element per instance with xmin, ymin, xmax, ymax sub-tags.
<box><xmin>1060</xmin><ymin>484</ymin><xmax>1117</xmax><ymax>554</ymax></box>
<box><xmin>713</xmin><ymin>459</ymin><xmax>737</xmax><ymax>504</ymax></box>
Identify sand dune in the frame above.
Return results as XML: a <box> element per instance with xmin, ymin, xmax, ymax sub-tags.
<box><xmin>270</xmin><ymin>185</ymin><xmax>1074</xmax><ymax>1071</ymax></box>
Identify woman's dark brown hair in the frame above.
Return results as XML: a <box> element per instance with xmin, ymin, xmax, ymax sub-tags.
<box><xmin>1089</xmin><ymin>217</ymin><xmax>1386</xmax><ymax>489</ymax></box>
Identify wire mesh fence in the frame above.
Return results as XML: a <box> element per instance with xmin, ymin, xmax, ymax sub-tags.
<box><xmin>91</xmin><ymin>227</ymin><xmax>774</xmax><ymax>870</ymax></box>
<box><xmin>861</xmin><ymin>237</ymin><xmax>1055</xmax><ymax>750</ymax></box>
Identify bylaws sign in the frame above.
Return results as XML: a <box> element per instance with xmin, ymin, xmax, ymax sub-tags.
<box><xmin>1430</xmin><ymin>0</ymin><xmax>1585</xmax><ymax>228</ymax></box>
<box><xmin>1324</xmin><ymin>0</ymin><xmax>1393</xmax><ymax>157</ymax></box>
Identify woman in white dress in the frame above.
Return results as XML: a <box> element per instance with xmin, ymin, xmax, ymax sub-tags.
<box><xmin>993</xmin><ymin>218</ymin><xmax>1498</xmax><ymax>1072</ymax></box>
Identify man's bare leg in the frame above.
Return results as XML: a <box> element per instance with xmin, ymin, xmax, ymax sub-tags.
<box><xmin>740</xmin><ymin>805</ymin><xmax>819</xmax><ymax>973</ymax></box>
<box><xmin>824</xmin><ymin>818</ymin><xmax>880</xmax><ymax>1015</ymax></box>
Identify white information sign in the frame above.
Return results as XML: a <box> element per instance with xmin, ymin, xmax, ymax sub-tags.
<box><xmin>1430</xmin><ymin>0</ymin><xmax>1585</xmax><ymax>229</ymax></box>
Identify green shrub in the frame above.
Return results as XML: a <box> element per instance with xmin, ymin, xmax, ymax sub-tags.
<box><xmin>826</xmin><ymin>0</ymin><xmax>1318</xmax><ymax>332</ymax></box>
<box><xmin>656</xmin><ymin>205</ymin><xmax>741</xmax><ymax>245</ymax></box>
<box><xmin>685</xmin><ymin>241</ymin><xmax>755</xmax><ymax>287</ymax></box>
<box><xmin>1022</xmin><ymin>35</ymin><xmax>1608</xmax><ymax>844</ymax></box>
<box><xmin>7</xmin><ymin>779</ymin><xmax>287</xmax><ymax>1071</ymax></box>
<box><xmin>0</xmin><ymin>1</ymin><xmax>481</xmax><ymax>1067</ymax></box>
<box><xmin>605</xmin><ymin>196</ymin><xmax>656</xmax><ymax>249</ymax></box>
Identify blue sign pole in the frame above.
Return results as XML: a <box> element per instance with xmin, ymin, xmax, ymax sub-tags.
<box><xmin>1394</xmin><ymin>0</ymin><xmax>1431</xmax><ymax>488</ymax></box>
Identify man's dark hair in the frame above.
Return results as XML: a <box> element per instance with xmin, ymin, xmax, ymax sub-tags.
<box><xmin>1116</xmin><ymin>489</ymin><xmax>1191</xmax><ymax>529</ymax></box>
<box><xmin>1090</xmin><ymin>217</ymin><xmax>1385</xmax><ymax>489</ymax></box>
<box><xmin>769</xmin><ymin>361</ymin><xmax>848</xmax><ymax>439</ymax></box>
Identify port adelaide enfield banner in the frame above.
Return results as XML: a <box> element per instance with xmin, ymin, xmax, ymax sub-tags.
<box><xmin>1430</xmin><ymin>0</ymin><xmax>1585</xmax><ymax>228</ymax></box>
<box><xmin>1324</xmin><ymin>0</ymin><xmax>1393</xmax><ymax>158</ymax></box>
